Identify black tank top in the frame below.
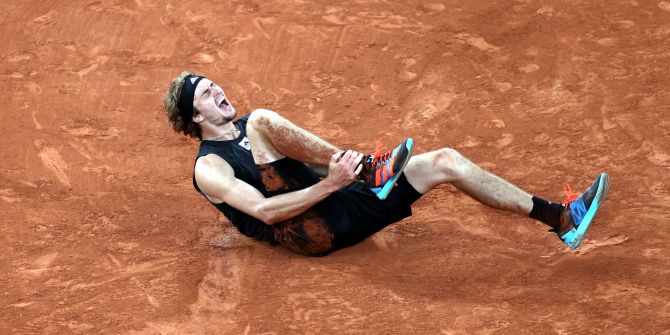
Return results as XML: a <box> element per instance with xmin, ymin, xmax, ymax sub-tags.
<box><xmin>192</xmin><ymin>115</ymin><xmax>276</xmax><ymax>243</ymax></box>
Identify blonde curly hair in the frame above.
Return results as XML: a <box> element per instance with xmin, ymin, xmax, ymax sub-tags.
<box><xmin>162</xmin><ymin>71</ymin><xmax>202</xmax><ymax>139</ymax></box>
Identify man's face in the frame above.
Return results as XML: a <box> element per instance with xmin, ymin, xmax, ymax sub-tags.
<box><xmin>192</xmin><ymin>78</ymin><xmax>237</xmax><ymax>125</ymax></box>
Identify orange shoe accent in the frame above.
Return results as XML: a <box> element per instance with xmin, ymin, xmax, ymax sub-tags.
<box><xmin>382</xmin><ymin>164</ymin><xmax>390</xmax><ymax>180</ymax></box>
<box><xmin>370</xmin><ymin>140</ymin><xmax>390</xmax><ymax>165</ymax></box>
<box><xmin>375</xmin><ymin>168</ymin><xmax>383</xmax><ymax>187</ymax></box>
<box><xmin>361</xmin><ymin>139</ymin><xmax>408</xmax><ymax>188</ymax></box>
<box><xmin>562</xmin><ymin>183</ymin><xmax>579</xmax><ymax>205</ymax></box>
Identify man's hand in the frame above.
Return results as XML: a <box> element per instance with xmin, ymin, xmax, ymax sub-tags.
<box><xmin>323</xmin><ymin>150</ymin><xmax>364</xmax><ymax>191</ymax></box>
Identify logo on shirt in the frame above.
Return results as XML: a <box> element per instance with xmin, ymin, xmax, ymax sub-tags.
<box><xmin>239</xmin><ymin>136</ymin><xmax>251</xmax><ymax>151</ymax></box>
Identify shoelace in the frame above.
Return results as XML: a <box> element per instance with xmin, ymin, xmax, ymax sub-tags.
<box><xmin>370</xmin><ymin>140</ymin><xmax>391</xmax><ymax>165</ymax></box>
<box><xmin>562</xmin><ymin>183</ymin><xmax>579</xmax><ymax>205</ymax></box>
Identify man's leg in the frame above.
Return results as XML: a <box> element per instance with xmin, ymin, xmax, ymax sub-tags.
<box><xmin>402</xmin><ymin>147</ymin><xmax>610</xmax><ymax>248</ymax></box>
<box><xmin>403</xmin><ymin>148</ymin><xmax>534</xmax><ymax>215</ymax></box>
<box><xmin>245</xmin><ymin>109</ymin><xmax>340</xmax><ymax>165</ymax></box>
<box><xmin>245</xmin><ymin>109</ymin><xmax>414</xmax><ymax>200</ymax></box>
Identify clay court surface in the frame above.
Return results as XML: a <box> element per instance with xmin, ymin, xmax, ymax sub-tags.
<box><xmin>2</xmin><ymin>0</ymin><xmax>670</xmax><ymax>333</ymax></box>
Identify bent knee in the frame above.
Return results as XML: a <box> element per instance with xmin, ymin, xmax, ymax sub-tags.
<box><xmin>248</xmin><ymin>108</ymin><xmax>280</xmax><ymax>129</ymax></box>
<box><xmin>435</xmin><ymin>147</ymin><xmax>470</xmax><ymax>180</ymax></box>
<box><xmin>435</xmin><ymin>147</ymin><xmax>462</xmax><ymax>164</ymax></box>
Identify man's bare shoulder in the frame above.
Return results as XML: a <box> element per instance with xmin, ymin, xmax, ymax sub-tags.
<box><xmin>195</xmin><ymin>153</ymin><xmax>234</xmax><ymax>182</ymax></box>
<box><xmin>193</xmin><ymin>154</ymin><xmax>235</xmax><ymax>203</ymax></box>
<box><xmin>196</xmin><ymin>153</ymin><xmax>226</xmax><ymax>167</ymax></box>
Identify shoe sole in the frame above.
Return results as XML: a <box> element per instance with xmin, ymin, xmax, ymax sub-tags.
<box><xmin>375</xmin><ymin>138</ymin><xmax>414</xmax><ymax>200</ymax></box>
<box><xmin>567</xmin><ymin>172</ymin><xmax>610</xmax><ymax>248</ymax></box>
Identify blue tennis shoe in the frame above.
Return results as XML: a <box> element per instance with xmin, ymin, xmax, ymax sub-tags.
<box><xmin>359</xmin><ymin>138</ymin><xmax>414</xmax><ymax>200</ymax></box>
<box><xmin>557</xmin><ymin>172</ymin><xmax>610</xmax><ymax>249</ymax></box>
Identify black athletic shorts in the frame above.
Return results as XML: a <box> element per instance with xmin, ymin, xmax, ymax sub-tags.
<box><xmin>259</xmin><ymin>157</ymin><xmax>422</xmax><ymax>256</ymax></box>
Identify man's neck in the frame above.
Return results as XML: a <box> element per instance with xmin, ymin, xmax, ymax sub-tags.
<box><xmin>201</xmin><ymin>122</ymin><xmax>239</xmax><ymax>141</ymax></box>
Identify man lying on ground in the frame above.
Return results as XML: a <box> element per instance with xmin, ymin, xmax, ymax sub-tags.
<box><xmin>161</xmin><ymin>71</ymin><xmax>610</xmax><ymax>256</ymax></box>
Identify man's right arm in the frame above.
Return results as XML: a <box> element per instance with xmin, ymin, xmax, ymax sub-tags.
<box><xmin>194</xmin><ymin>151</ymin><xmax>363</xmax><ymax>225</ymax></box>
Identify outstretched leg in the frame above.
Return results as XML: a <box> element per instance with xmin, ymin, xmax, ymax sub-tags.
<box><xmin>404</xmin><ymin>148</ymin><xmax>533</xmax><ymax>215</ymax></box>
<box><xmin>403</xmin><ymin>147</ymin><xmax>610</xmax><ymax>248</ymax></box>
<box><xmin>245</xmin><ymin>109</ymin><xmax>340</xmax><ymax>165</ymax></box>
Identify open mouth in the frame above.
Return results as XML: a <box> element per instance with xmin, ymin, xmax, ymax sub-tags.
<box><xmin>216</xmin><ymin>96</ymin><xmax>231</xmax><ymax>111</ymax></box>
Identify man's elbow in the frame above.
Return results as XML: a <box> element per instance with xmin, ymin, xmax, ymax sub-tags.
<box><xmin>263</xmin><ymin>216</ymin><xmax>281</xmax><ymax>225</ymax></box>
<box><xmin>260</xmin><ymin>212</ymin><xmax>279</xmax><ymax>225</ymax></box>
<box><xmin>253</xmin><ymin>203</ymin><xmax>279</xmax><ymax>225</ymax></box>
